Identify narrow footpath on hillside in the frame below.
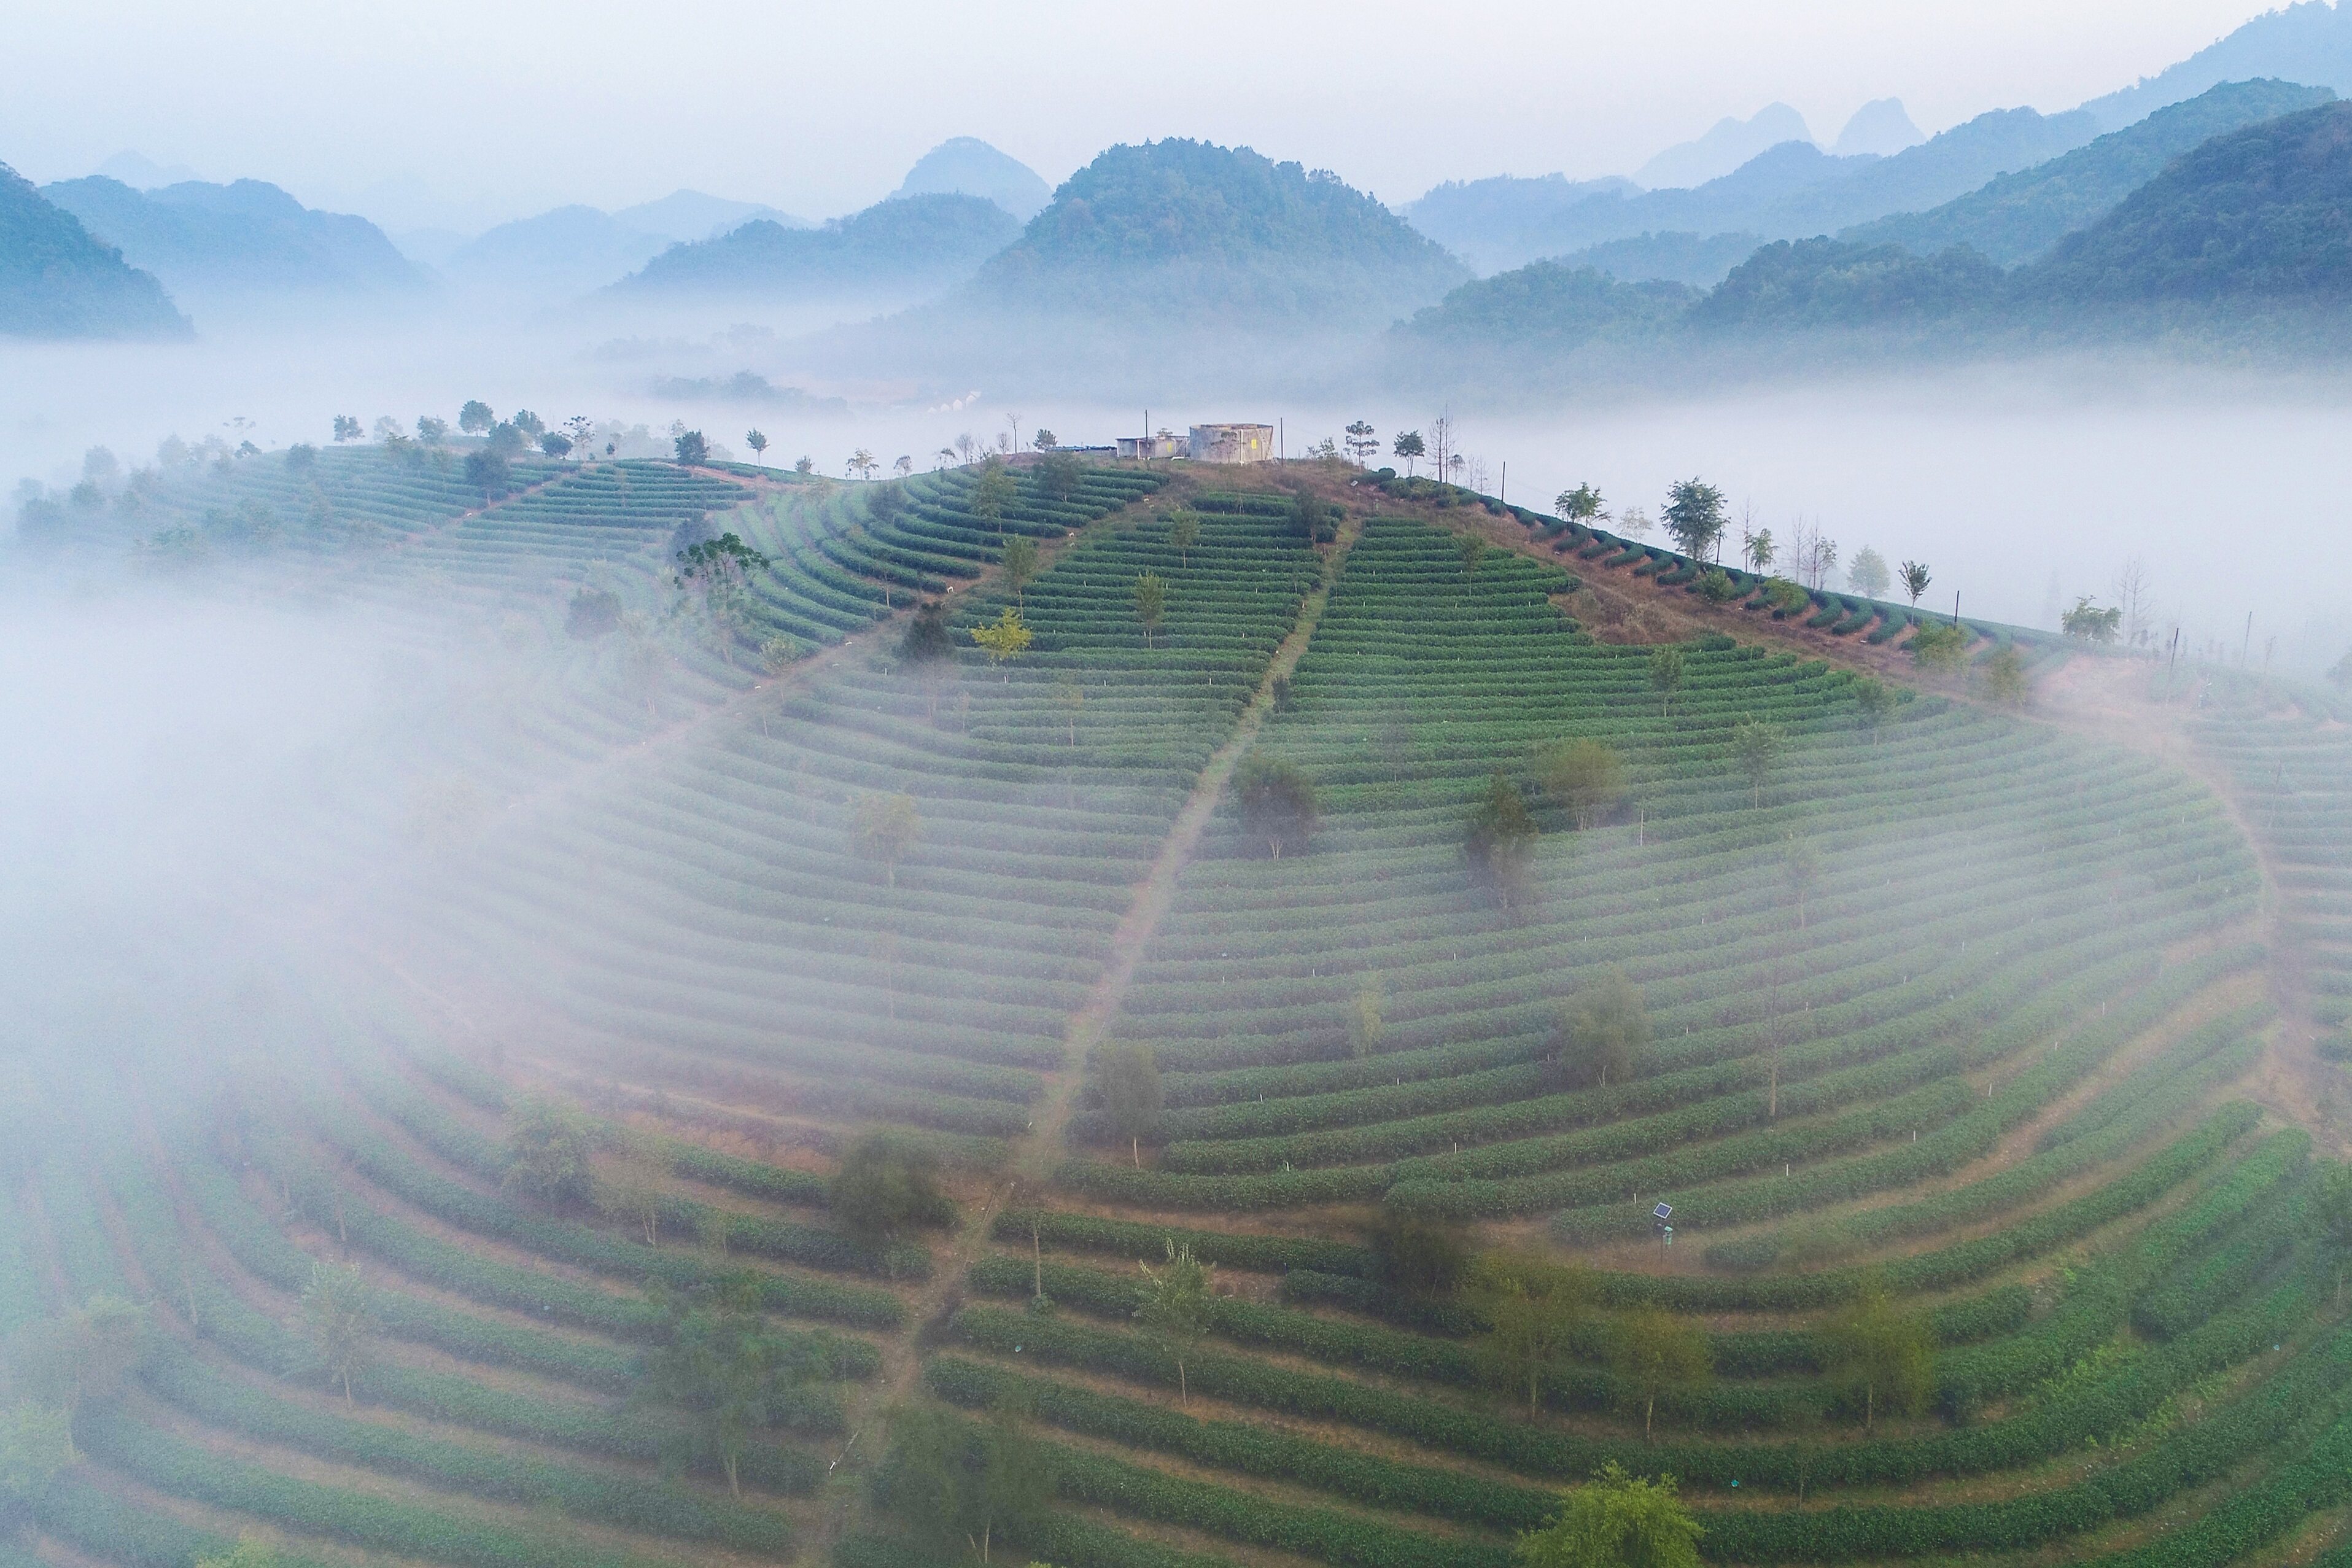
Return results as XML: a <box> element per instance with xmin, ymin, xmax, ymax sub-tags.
<box><xmin>815</xmin><ymin>513</ymin><xmax>1366</xmax><ymax>1547</ymax></box>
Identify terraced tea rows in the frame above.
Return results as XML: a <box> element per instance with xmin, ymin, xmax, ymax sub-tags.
<box><xmin>430</xmin><ymin>500</ymin><xmax>1314</xmax><ymax>1141</ymax></box>
<box><xmin>2191</xmin><ymin>669</ymin><xmax>2352</xmax><ymax>1057</ymax></box>
<box><xmin>919</xmin><ymin>516</ymin><xmax>2318</xmax><ymax>1568</ymax></box>
<box><xmin>727</xmin><ymin>466</ymin><xmax>1163</xmax><ymax>653</ymax></box>
<box><xmin>5</xmin><ymin>468</ymin><xmax>2339</xmax><ymax>1568</ymax></box>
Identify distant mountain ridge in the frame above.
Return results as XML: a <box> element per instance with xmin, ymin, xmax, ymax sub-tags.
<box><xmin>40</xmin><ymin>176</ymin><xmax>424</xmax><ymax>300</ymax></box>
<box><xmin>2079</xmin><ymin>0</ymin><xmax>2352</xmax><ymax>128</ymax></box>
<box><xmin>0</xmin><ymin>163</ymin><xmax>188</xmax><ymax>338</ymax></box>
<box><xmin>1833</xmin><ymin>99</ymin><xmax>1927</xmax><ymax>157</ymax></box>
<box><xmin>1746</xmin><ymin>106</ymin><xmax>2102</xmax><ymax>236</ymax></box>
<box><xmin>1405</xmin><ymin>106</ymin><xmax>2099</xmax><ymax>275</ymax></box>
<box><xmin>444</xmin><ymin>206</ymin><xmax>673</xmax><ymax>296</ymax></box>
<box><xmin>1401</xmin><ymin>174</ymin><xmax>1639</xmax><ymax>273</ymax></box>
<box><xmin>1397</xmin><ymin>93</ymin><xmax>2352</xmax><ymax>359</ymax></box>
<box><xmin>893</xmin><ymin>139</ymin><xmax>1051</xmax><ymax>220</ymax></box>
<box><xmin>615</xmin><ymin>192</ymin><xmax>1020</xmax><ymax>297</ymax></box>
<box><xmin>1849</xmin><ymin>79</ymin><xmax>2337</xmax><ymax>265</ymax></box>
<box><xmin>1637</xmin><ymin>104</ymin><xmax>1814</xmax><ymax>188</ymax></box>
<box><xmin>610</xmin><ymin>190</ymin><xmax>809</xmax><ymax>242</ymax></box>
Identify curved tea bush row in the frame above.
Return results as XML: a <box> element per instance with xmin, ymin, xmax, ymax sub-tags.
<box><xmin>1706</xmin><ymin>999</ymin><xmax>2270</xmax><ymax>1268</ymax></box>
<box><xmin>239</xmin><ymin>1122</ymin><xmax>898</xmax><ymax>1338</ymax></box>
<box><xmin>76</xmin><ymin>1405</ymin><xmax>690</xmax><ymax>1568</ymax></box>
<box><xmin>985</xmin><ymin>1122</ymin><xmax>2278</xmax><ymax>1432</ymax></box>
<box><xmin>1696</xmin><ymin>1314</ymin><xmax>2352</xmax><ymax>1562</ymax></box>
<box><xmin>941</xmin><ymin>1242</ymin><xmax>2323</xmax><ymax>1536</ymax></box>
<box><xmin>350</xmin><ymin>1063</ymin><xmax>919</xmax><ymax>1276</ymax></box>
<box><xmin>2136</xmin><ymin>1173</ymin><xmax>2304</xmax><ymax>1338</ymax></box>
<box><xmin>292</xmin><ymin>1101</ymin><xmax>906</xmax><ymax>1325</ymax></box>
<box><xmin>177</xmin><ymin>1143</ymin><xmax>656</xmax><ymax>1381</ymax></box>
<box><xmin>140</xmin><ymin>1344</ymin><xmax>803</xmax><ymax>1551</ymax></box>
<box><xmin>457</xmin><ymin>503</ymin><xmax>1324</xmax><ymax>1150</ymax></box>
<box><xmin>395</xmin><ymin>1040</ymin><xmax>835</xmax><ymax>1207</ymax></box>
<box><xmin>31</xmin><ymin>1469</ymin><xmax>340</xmax><ymax>1568</ymax></box>
<box><xmin>953</xmin><ymin>1235</ymin><xmax>2319</xmax><ymax>1500</ymax></box>
<box><xmin>112</xmin><ymin>1146</ymin><xmax>850</xmax><ymax>1450</ymax></box>
<box><xmin>1271</xmin><ymin>1268</ymin><xmax>2029</xmax><ymax>1371</ymax></box>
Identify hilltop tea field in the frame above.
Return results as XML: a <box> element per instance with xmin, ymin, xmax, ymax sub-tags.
<box><xmin>4</xmin><ymin>439</ymin><xmax>2350</xmax><ymax>1568</ymax></box>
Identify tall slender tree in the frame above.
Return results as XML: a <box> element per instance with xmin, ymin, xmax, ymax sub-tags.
<box><xmin>1136</xmin><ymin>1240</ymin><xmax>1216</xmax><ymax>1406</ymax></box>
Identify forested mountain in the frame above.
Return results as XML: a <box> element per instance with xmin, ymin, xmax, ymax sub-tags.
<box><xmin>40</xmin><ymin>176</ymin><xmax>424</xmax><ymax>300</ymax></box>
<box><xmin>2080</xmin><ymin>0</ymin><xmax>2352</xmax><ymax>128</ymax></box>
<box><xmin>1393</xmin><ymin>260</ymin><xmax>1696</xmax><ymax>350</ymax></box>
<box><xmin>893</xmin><ymin>138</ymin><xmax>1052</xmax><ymax>220</ymax></box>
<box><xmin>615</xmin><ymin>192</ymin><xmax>1020</xmax><ymax>297</ymax></box>
<box><xmin>1848</xmin><ymin>80</ymin><xmax>2336</xmax><ymax>265</ymax></box>
<box><xmin>0</xmin><ymin>162</ymin><xmax>187</xmax><ymax>338</ymax></box>
<box><xmin>1553</xmin><ymin>230</ymin><xmax>1768</xmax><ymax>287</ymax></box>
<box><xmin>2016</xmin><ymin>99</ymin><xmax>2352</xmax><ymax>305</ymax></box>
<box><xmin>1688</xmin><ymin>238</ymin><xmax>2007</xmax><ymax>329</ymax></box>
<box><xmin>963</xmin><ymin>138</ymin><xmax>1467</xmax><ymax>327</ymax></box>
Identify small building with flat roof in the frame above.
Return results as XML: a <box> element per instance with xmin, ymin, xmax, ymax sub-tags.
<box><xmin>1187</xmin><ymin>423</ymin><xmax>1274</xmax><ymax>464</ymax></box>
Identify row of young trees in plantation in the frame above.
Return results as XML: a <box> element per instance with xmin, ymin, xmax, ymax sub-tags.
<box><xmin>1555</xmin><ymin>477</ymin><xmax>1936</xmax><ymax>607</ymax></box>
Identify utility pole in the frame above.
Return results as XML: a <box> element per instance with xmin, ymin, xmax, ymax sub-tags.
<box><xmin>2242</xmin><ymin>611</ymin><xmax>2253</xmax><ymax>665</ymax></box>
<box><xmin>1279</xmin><ymin>418</ymin><xmax>1284</xmax><ymax>464</ymax></box>
<box><xmin>1952</xmin><ymin>590</ymin><xmax>1961</xmax><ymax>627</ymax></box>
<box><xmin>1500</xmin><ymin>460</ymin><xmax>1506</xmax><ymax>506</ymax></box>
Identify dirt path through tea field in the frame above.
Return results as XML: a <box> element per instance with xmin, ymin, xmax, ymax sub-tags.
<box><xmin>818</xmin><ymin>518</ymin><xmax>1365</xmax><ymax>1540</ymax></box>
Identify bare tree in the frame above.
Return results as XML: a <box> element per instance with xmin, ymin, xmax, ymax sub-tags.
<box><xmin>1790</xmin><ymin>519</ymin><xmax>1839</xmax><ymax>591</ymax></box>
<box><xmin>1427</xmin><ymin>412</ymin><xmax>1457</xmax><ymax>488</ymax></box>
<box><xmin>2113</xmin><ymin>557</ymin><xmax>2154</xmax><ymax>649</ymax></box>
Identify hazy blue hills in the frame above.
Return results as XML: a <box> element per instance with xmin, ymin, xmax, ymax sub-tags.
<box><xmin>1847</xmin><ymin>79</ymin><xmax>2335</xmax><ymax>265</ymax></box>
<box><xmin>1401</xmin><ymin>174</ymin><xmax>1638</xmax><ymax>273</ymax></box>
<box><xmin>609</xmin><ymin>189</ymin><xmax>808</xmax><ymax>241</ymax></box>
<box><xmin>0</xmin><ymin>163</ymin><xmax>187</xmax><ymax>338</ymax></box>
<box><xmin>964</xmin><ymin>138</ymin><xmax>1467</xmax><ymax>327</ymax></box>
<box><xmin>2016</xmin><ymin>99</ymin><xmax>2352</xmax><ymax>305</ymax></box>
<box><xmin>893</xmin><ymin>138</ymin><xmax>1051</xmax><ymax>220</ymax></box>
<box><xmin>1397</xmin><ymin>92</ymin><xmax>2352</xmax><ymax>366</ymax></box>
<box><xmin>1833</xmin><ymin>99</ymin><xmax>1927</xmax><ymax>157</ymax></box>
<box><xmin>444</xmin><ymin>206</ymin><xmax>672</xmax><ymax>296</ymax></box>
<box><xmin>40</xmin><ymin>176</ymin><xmax>424</xmax><ymax>301</ymax></box>
<box><xmin>1745</xmin><ymin>106</ymin><xmax>2102</xmax><ymax>237</ymax></box>
<box><xmin>1415</xmin><ymin>106</ymin><xmax>2099</xmax><ymax>276</ymax></box>
<box><xmin>1636</xmin><ymin>103</ymin><xmax>1814</xmax><ymax>188</ymax></box>
<box><xmin>1410</xmin><ymin>143</ymin><xmax>1866</xmax><ymax>273</ymax></box>
<box><xmin>615</xmin><ymin>192</ymin><xmax>1020</xmax><ymax>296</ymax></box>
<box><xmin>1553</xmin><ymin>230</ymin><xmax>1770</xmax><ymax>287</ymax></box>
<box><xmin>2080</xmin><ymin>0</ymin><xmax>2352</xmax><ymax>129</ymax></box>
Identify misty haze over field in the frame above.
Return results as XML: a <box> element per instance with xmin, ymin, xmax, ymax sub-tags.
<box><xmin>6</xmin><ymin>8</ymin><xmax>2352</xmax><ymax>1568</ymax></box>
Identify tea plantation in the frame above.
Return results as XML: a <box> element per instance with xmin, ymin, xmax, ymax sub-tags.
<box><xmin>5</xmin><ymin>451</ymin><xmax>2347</xmax><ymax>1568</ymax></box>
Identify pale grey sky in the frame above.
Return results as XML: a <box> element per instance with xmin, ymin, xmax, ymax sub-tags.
<box><xmin>0</xmin><ymin>0</ymin><xmax>2296</xmax><ymax>230</ymax></box>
